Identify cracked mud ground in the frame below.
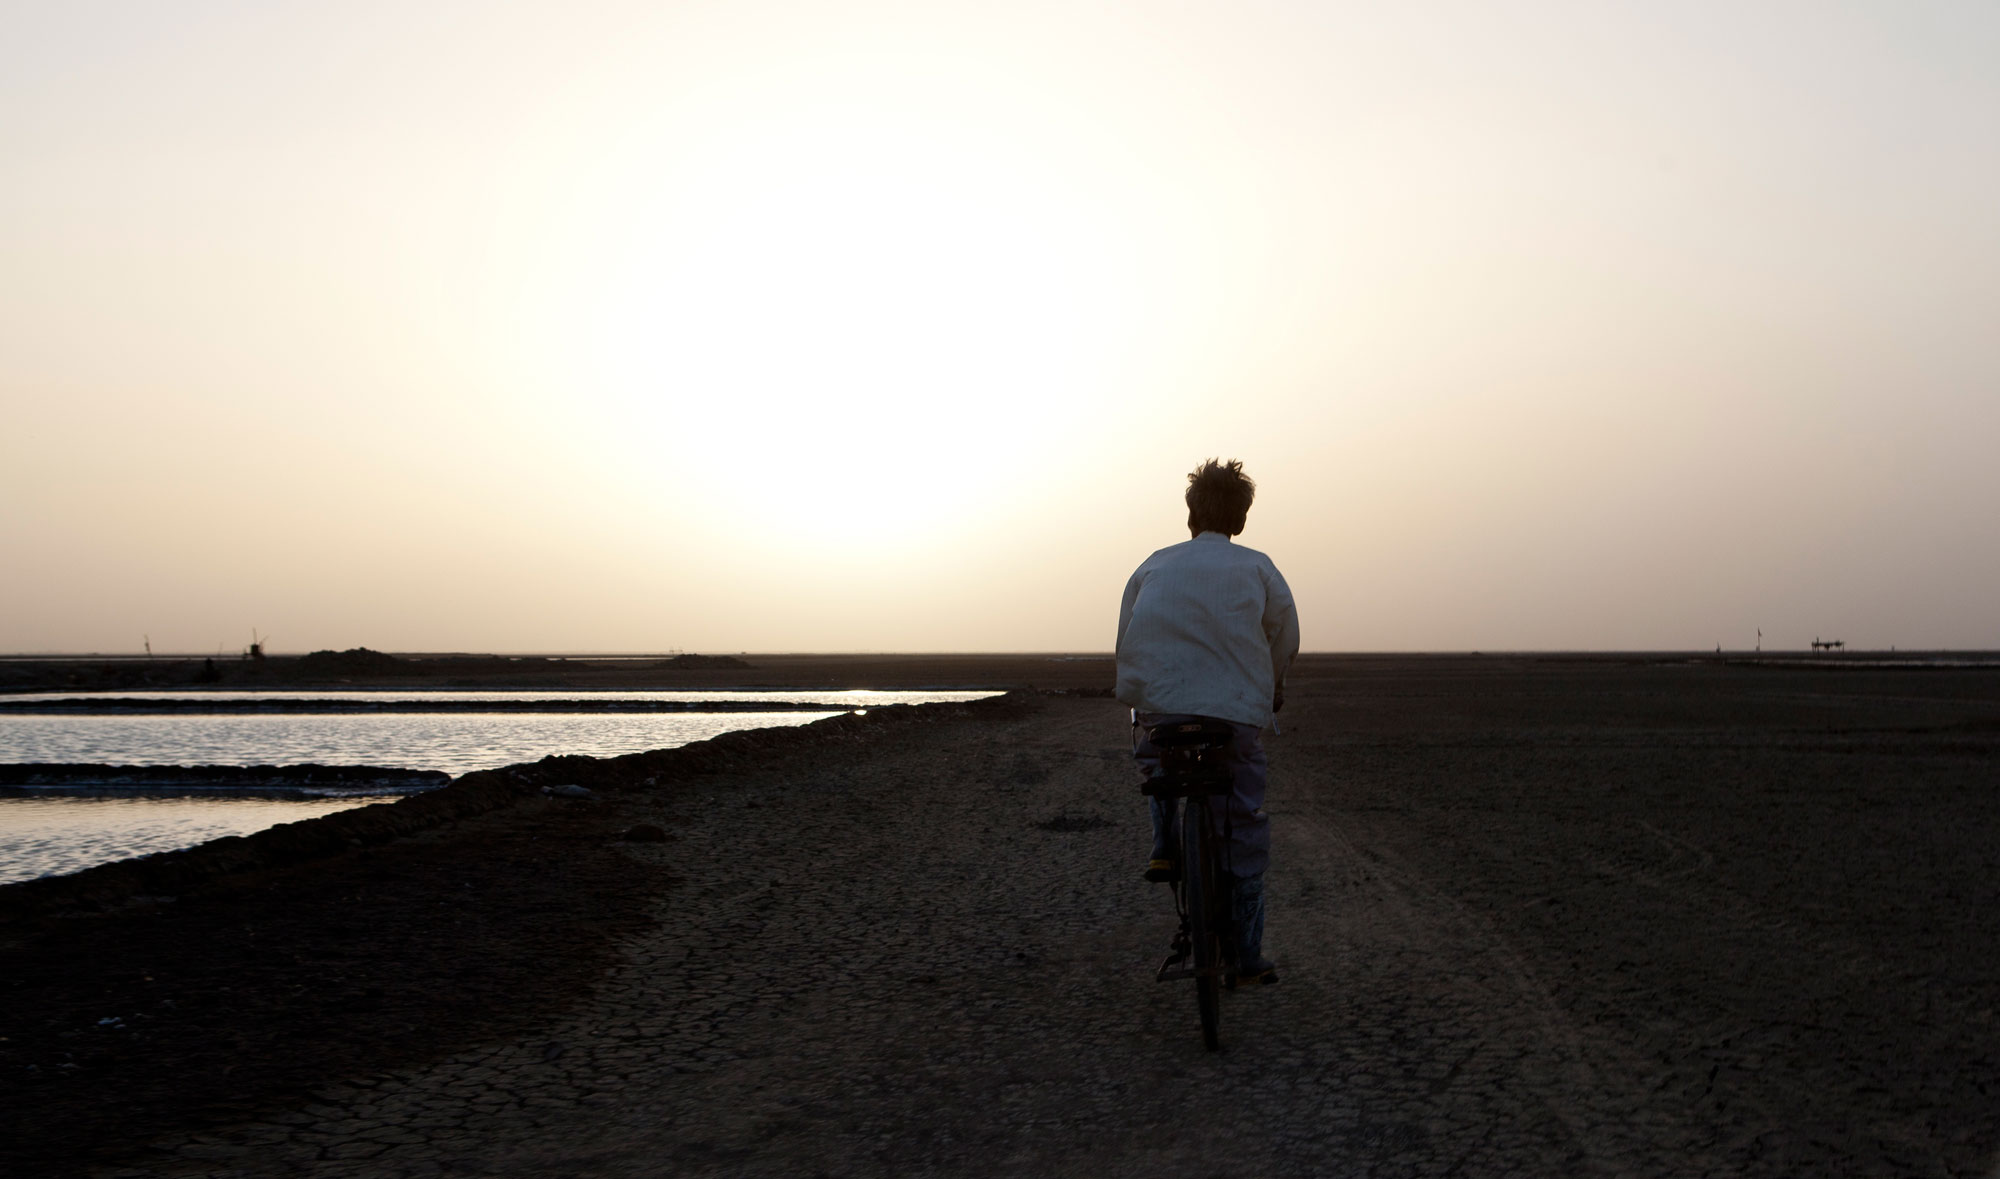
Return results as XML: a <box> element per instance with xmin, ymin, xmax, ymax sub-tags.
<box><xmin>8</xmin><ymin>657</ymin><xmax>2000</xmax><ymax>1177</ymax></box>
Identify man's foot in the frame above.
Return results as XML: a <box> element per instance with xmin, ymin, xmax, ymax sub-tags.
<box><xmin>1144</xmin><ymin>857</ymin><xmax>1180</xmax><ymax>883</ymax></box>
<box><xmin>1233</xmin><ymin>956</ymin><xmax>1279</xmax><ymax>986</ymax></box>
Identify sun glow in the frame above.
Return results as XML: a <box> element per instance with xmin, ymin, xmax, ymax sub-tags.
<box><xmin>525</xmin><ymin>96</ymin><xmax>1142</xmax><ymax>547</ymax></box>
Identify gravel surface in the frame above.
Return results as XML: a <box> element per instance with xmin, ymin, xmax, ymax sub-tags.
<box><xmin>5</xmin><ymin>658</ymin><xmax>1997</xmax><ymax>1177</ymax></box>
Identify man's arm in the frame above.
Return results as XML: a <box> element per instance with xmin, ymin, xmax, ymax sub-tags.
<box><xmin>1115</xmin><ymin>565</ymin><xmax>1145</xmax><ymax>655</ymax></box>
<box><xmin>1262</xmin><ymin>563</ymin><xmax>1300</xmax><ymax>699</ymax></box>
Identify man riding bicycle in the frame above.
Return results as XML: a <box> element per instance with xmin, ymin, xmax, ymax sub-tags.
<box><xmin>1115</xmin><ymin>458</ymin><xmax>1300</xmax><ymax>987</ymax></box>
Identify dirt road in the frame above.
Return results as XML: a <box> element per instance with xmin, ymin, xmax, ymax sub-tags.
<box><xmin>77</xmin><ymin>658</ymin><xmax>2000</xmax><ymax>1177</ymax></box>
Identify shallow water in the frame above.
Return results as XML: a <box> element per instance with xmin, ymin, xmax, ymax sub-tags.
<box><xmin>0</xmin><ymin>710</ymin><xmax>844</xmax><ymax>775</ymax></box>
<box><xmin>0</xmin><ymin>689</ymin><xmax>995</xmax><ymax>884</ymax></box>
<box><xmin>0</xmin><ymin>689</ymin><xmax>995</xmax><ymax>707</ymax></box>
<box><xmin>0</xmin><ymin>794</ymin><xmax>391</xmax><ymax>885</ymax></box>
<box><xmin>0</xmin><ymin>712</ymin><xmax>839</xmax><ymax>883</ymax></box>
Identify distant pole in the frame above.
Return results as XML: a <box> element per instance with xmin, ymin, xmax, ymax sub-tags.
<box><xmin>1756</xmin><ymin>627</ymin><xmax>1761</xmax><ymax>652</ymax></box>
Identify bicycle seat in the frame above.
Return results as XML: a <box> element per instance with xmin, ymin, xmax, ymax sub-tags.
<box><xmin>1147</xmin><ymin>720</ymin><xmax>1236</xmax><ymax>750</ymax></box>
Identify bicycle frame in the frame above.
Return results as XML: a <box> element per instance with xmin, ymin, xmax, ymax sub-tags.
<box><xmin>1139</xmin><ymin>718</ymin><xmax>1237</xmax><ymax>1050</ymax></box>
<box><xmin>1151</xmin><ymin>797</ymin><xmax>1231</xmax><ymax>972</ymax></box>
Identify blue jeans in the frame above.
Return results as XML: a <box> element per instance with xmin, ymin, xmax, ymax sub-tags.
<box><xmin>1133</xmin><ymin>712</ymin><xmax>1270</xmax><ymax>963</ymax></box>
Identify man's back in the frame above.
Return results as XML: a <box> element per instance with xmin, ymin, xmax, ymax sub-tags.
<box><xmin>1115</xmin><ymin>531</ymin><xmax>1299</xmax><ymax>728</ymax></box>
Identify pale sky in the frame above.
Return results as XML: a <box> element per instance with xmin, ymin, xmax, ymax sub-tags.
<box><xmin>4</xmin><ymin>1</ymin><xmax>1996</xmax><ymax>654</ymax></box>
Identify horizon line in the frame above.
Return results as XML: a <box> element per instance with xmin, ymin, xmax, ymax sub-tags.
<box><xmin>5</xmin><ymin>648</ymin><xmax>1999</xmax><ymax>660</ymax></box>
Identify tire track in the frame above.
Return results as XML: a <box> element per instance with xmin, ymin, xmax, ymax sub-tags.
<box><xmin>1276</xmin><ymin>801</ymin><xmax>1726</xmax><ymax>1177</ymax></box>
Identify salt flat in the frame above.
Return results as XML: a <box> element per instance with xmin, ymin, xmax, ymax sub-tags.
<box><xmin>4</xmin><ymin>655</ymin><xmax>1997</xmax><ymax>1177</ymax></box>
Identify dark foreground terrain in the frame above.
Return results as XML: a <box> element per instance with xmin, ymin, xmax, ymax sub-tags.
<box><xmin>3</xmin><ymin>655</ymin><xmax>1998</xmax><ymax>1177</ymax></box>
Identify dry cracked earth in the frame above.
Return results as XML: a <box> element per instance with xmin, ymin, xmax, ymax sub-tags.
<box><xmin>9</xmin><ymin>657</ymin><xmax>2000</xmax><ymax>1177</ymax></box>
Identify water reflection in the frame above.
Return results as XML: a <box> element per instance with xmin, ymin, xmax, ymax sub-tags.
<box><xmin>0</xmin><ymin>691</ymin><xmax>994</xmax><ymax>885</ymax></box>
<box><xmin>0</xmin><ymin>711</ymin><xmax>842</xmax><ymax>775</ymax></box>
<box><xmin>0</xmin><ymin>794</ymin><xmax>390</xmax><ymax>885</ymax></box>
<box><xmin>2</xmin><ymin>689</ymin><xmax>998</xmax><ymax>707</ymax></box>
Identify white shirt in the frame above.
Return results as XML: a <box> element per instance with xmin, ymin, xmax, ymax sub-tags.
<box><xmin>1115</xmin><ymin>531</ymin><xmax>1301</xmax><ymax>728</ymax></box>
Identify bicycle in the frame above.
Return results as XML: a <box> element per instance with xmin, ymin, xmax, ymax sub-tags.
<box><xmin>1140</xmin><ymin>717</ymin><xmax>1240</xmax><ymax>1052</ymax></box>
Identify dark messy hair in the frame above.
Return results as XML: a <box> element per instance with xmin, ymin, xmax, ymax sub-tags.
<box><xmin>1185</xmin><ymin>458</ymin><xmax>1256</xmax><ymax>536</ymax></box>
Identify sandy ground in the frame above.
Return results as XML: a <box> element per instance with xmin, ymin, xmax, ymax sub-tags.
<box><xmin>5</xmin><ymin>655</ymin><xmax>1999</xmax><ymax>1177</ymax></box>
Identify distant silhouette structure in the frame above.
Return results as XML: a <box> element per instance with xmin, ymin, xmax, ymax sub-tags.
<box><xmin>1812</xmin><ymin>637</ymin><xmax>1846</xmax><ymax>652</ymax></box>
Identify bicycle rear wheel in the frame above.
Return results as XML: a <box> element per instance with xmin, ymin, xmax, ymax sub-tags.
<box><xmin>1181</xmin><ymin>799</ymin><xmax>1222</xmax><ymax>1051</ymax></box>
